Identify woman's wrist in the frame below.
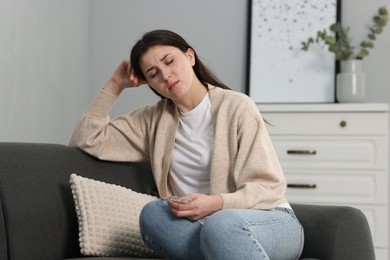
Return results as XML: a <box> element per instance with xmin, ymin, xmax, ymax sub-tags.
<box><xmin>212</xmin><ymin>194</ymin><xmax>224</xmax><ymax>212</ymax></box>
<box><xmin>103</xmin><ymin>79</ymin><xmax>125</xmax><ymax>96</ymax></box>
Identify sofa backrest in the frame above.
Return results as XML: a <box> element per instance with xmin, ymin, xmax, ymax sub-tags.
<box><xmin>0</xmin><ymin>142</ymin><xmax>158</xmax><ymax>260</ymax></box>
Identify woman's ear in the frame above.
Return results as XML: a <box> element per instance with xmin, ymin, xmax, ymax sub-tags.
<box><xmin>186</xmin><ymin>48</ymin><xmax>196</xmax><ymax>66</ymax></box>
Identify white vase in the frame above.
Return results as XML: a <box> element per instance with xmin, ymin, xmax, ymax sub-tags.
<box><xmin>336</xmin><ymin>60</ymin><xmax>366</xmax><ymax>103</ymax></box>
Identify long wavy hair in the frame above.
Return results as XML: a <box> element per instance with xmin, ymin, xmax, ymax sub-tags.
<box><xmin>130</xmin><ymin>29</ymin><xmax>230</xmax><ymax>98</ymax></box>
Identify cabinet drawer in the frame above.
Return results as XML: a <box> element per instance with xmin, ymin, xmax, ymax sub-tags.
<box><xmin>262</xmin><ymin>112</ymin><xmax>388</xmax><ymax>135</ymax></box>
<box><xmin>284</xmin><ymin>169</ymin><xmax>387</xmax><ymax>205</ymax></box>
<box><xmin>272</xmin><ymin>136</ymin><xmax>387</xmax><ymax>170</ymax></box>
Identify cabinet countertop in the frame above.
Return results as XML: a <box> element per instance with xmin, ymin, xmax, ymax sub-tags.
<box><xmin>257</xmin><ymin>103</ymin><xmax>389</xmax><ymax>112</ymax></box>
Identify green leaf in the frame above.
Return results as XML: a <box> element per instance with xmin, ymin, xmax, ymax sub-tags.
<box><xmin>356</xmin><ymin>49</ymin><xmax>369</xmax><ymax>59</ymax></box>
<box><xmin>374</xmin><ymin>27</ymin><xmax>383</xmax><ymax>34</ymax></box>
<box><xmin>328</xmin><ymin>44</ymin><xmax>339</xmax><ymax>52</ymax></box>
<box><xmin>301</xmin><ymin>42</ymin><xmax>309</xmax><ymax>51</ymax></box>
<box><xmin>379</xmin><ymin>6</ymin><xmax>388</xmax><ymax>15</ymax></box>
<box><xmin>361</xmin><ymin>41</ymin><xmax>374</xmax><ymax>48</ymax></box>
<box><xmin>368</xmin><ymin>33</ymin><xmax>376</xmax><ymax>40</ymax></box>
<box><xmin>299</xmin><ymin>6</ymin><xmax>387</xmax><ymax>61</ymax></box>
<box><xmin>329</xmin><ymin>23</ymin><xmax>338</xmax><ymax>31</ymax></box>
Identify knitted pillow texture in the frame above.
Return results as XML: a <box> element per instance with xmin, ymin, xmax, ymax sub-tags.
<box><xmin>69</xmin><ymin>173</ymin><xmax>159</xmax><ymax>257</ymax></box>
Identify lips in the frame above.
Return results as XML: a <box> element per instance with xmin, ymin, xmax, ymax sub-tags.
<box><xmin>168</xmin><ymin>80</ymin><xmax>179</xmax><ymax>89</ymax></box>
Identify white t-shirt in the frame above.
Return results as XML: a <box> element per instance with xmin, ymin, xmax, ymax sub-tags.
<box><xmin>168</xmin><ymin>92</ymin><xmax>291</xmax><ymax>210</ymax></box>
<box><xmin>169</xmin><ymin>93</ymin><xmax>213</xmax><ymax>197</ymax></box>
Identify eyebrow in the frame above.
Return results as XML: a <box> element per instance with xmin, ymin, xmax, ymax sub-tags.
<box><xmin>145</xmin><ymin>53</ymin><xmax>172</xmax><ymax>74</ymax></box>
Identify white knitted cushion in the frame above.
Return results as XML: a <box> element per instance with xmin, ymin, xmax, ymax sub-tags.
<box><xmin>69</xmin><ymin>173</ymin><xmax>159</xmax><ymax>257</ymax></box>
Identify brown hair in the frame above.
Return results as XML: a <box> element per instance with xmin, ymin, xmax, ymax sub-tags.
<box><xmin>130</xmin><ymin>29</ymin><xmax>230</xmax><ymax>98</ymax></box>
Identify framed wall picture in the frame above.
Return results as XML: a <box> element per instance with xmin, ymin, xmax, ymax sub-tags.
<box><xmin>247</xmin><ymin>0</ymin><xmax>340</xmax><ymax>103</ymax></box>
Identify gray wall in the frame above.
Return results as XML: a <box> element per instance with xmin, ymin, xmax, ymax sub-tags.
<box><xmin>88</xmin><ymin>0</ymin><xmax>248</xmax><ymax>117</ymax></box>
<box><xmin>90</xmin><ymin>0</ymin><xmax>390</xmax><ymax>118</ymax></box>
<box><xmin>1</xmin><ymin>0</ymin><xmax>389</xmax><ymax>144</ymax></box>
<box><xmin>0</xmin><ymin>0</ymin><xmax>90</xmax><ymax>144</ymax></box>
<box><xmin>342</xmin><ymin>0</ymin><xmax>390</xmax><ymax>102</ymax></box>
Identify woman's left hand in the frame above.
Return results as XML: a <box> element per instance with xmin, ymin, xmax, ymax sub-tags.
<box><xmin>167</xmin><ymin>194</ymin><xmax>223</xmax><ymax>221</ymax></box>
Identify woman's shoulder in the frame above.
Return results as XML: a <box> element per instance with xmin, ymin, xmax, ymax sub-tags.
<box><xmin>124</xmin><ymin>98</ymin><xmax>176</xmax><ymax>121</ymax></box>
<box><xmin>209</xmin><ymin>85</ymin><xmax>257</xmax><ymax>109</ymax></box>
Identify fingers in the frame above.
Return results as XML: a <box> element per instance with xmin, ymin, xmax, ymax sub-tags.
<box><xmin>168</xmin><ymin>203</ymin><xmax>198</xmax><ymax>220</ymax></box>
<box><xmin>113</xmin><ymin>59</ymin><xmax>145</xmax><ymax>88</ymax></box>
<box><xmin>166</xmin><ymin>194</ymin><xmax>223</xmax><ymax>221</ymax></box>
<box><xmin>168</xmin><ymin>196</ymin><xmax>196</xmax><ymax>204</ymax></box>
<box><xmin>167</xmin><ymin>195</ymin><xmax>201</xmax><ymax>220</ymax></box>
<box><xmin>106</xmin><ymin>59</ymin><xmax>147</xmax><ymax>95</ymax></box>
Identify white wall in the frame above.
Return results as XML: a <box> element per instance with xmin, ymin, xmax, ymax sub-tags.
<box><xmin>0</xmin><ymin>0</ymin><xmax>90</xmax><ymax>144</ymax></box>
<box><xmin>1</xmin><ymin>0</ymin><xmax>389</xmax><ymax>144</ymax></box>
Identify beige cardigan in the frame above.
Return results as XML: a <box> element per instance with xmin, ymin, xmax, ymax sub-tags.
<box><xmin>69</xmin><ymin>85</ymin><xmax>288</xmax><ymax>209</ymax></box>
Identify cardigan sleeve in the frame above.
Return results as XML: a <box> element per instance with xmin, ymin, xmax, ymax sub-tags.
<box><xmin>220</xmin><ymin>116</ymin><xmax>287</xmax><ymax>209</ymax></box>
<box><xmin>210</xmin><ymin>91</ymin><xmax>287</xmax><ymax>210</ymax></box>
<box><xmin>68</xmin><ymin>88</ymin><xmax>150</xmax><ymax>162</ymax></box>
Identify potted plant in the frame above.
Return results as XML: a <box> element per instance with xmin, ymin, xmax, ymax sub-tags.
<box><xmin>301</xmin><ymin>6</ymin><xmax>388</xmax><ymax>102</ymax></box>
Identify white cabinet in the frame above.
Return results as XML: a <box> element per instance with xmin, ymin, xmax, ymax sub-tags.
<box><xmin>258</xmin><ymin>103</ymin><xmax>389</xmax><ymax>259</ymax></box>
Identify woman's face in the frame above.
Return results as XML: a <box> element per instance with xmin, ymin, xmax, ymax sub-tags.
<box><xmin>140</xmin><ymin>45</ymin><xmax>196</xmax><ymax>101</ymax></box>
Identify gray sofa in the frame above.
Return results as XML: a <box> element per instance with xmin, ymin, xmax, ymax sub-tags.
<box><xmin>0</xmin><ymin>142</ymin><xmax>375</xmax><ymax>260</ymax></box>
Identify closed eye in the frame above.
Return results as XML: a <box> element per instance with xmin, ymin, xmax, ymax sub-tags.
<box><xmin>147</xmin><ymin>69</ymin><xmax>158</xmax><ymax>79</ymax></box>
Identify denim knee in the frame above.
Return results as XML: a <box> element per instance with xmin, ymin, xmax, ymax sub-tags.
<box><xmin>139</xmin><ymin>200</ymin><xmax>172</xmax><ymax>258</ymax></box>
<box><xmin>139</xmin><ymin>200</ymin><xmax>159</xmax><ymax>228</ymax></box>
<box><xmin>200</xmin><ymin>210</ymin><xmax>261</xmax><ymax>259</ymax></box>
<box><xmin>200</xmin><ymin>209</ymin><xmax>304</xmax><ymax>260</ymax></box>
<box><xmin>201</xmin><ymin>209</ymin><xmax>240</xmax><ymax>238</ymax></box>
<box><xmin>139</xmin><ymin>200</ymin><xmax>205</xmax><ymax>260</ymax></box>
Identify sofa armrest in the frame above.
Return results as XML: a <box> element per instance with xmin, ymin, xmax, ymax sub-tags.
<box><xmin>291</xmin><ymin>203</ymin><xmax>375</xmax><ymax>260</ymax></box>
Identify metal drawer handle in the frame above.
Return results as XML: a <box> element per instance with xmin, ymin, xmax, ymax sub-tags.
<box><xmin>287</xmin><ymin>150</ymin><xmax>317</xmax><ymax>155</ymax></box>
<box><xmin>287</xmin><ymin>184</ymin><xmax>317</xmax><ymax>189</ymax></box>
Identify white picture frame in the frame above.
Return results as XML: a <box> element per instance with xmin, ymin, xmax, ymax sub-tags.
<box><xmin>248</xmin><ymin>0</ymin><xmax>339</xmax><ymax>103</ymax></box>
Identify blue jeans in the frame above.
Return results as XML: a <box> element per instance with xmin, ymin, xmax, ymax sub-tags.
<box><xmin>139</xmin><ymin>200</ymin><xmax>304</xmax><ymax>260</ymax></box>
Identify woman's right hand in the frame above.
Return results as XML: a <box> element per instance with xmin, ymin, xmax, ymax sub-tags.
<box><xmin>104</xmin><ymin>59</ymin><xmax>147</xmax><ymax>95</ymax></box>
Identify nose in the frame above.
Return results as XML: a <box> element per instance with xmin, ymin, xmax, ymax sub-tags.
<box><xmin>161</xmin><ymin>67</ymin><xmax>171</xmax><ymax>80</ymax></box>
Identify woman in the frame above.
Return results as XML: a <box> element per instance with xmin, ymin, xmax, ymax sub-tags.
<box><xmin>69</xmin><ymin>29</ymin><xmax>304</xmax><ymax>260</ymax></box>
